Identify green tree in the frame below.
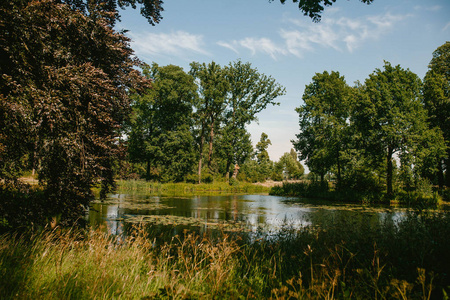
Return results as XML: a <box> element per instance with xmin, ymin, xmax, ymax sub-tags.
<box><xmin>256</xmin><ymin>133</ymin><xmax>272</xmax><ymax>163</ymax></box>
<box><xmin>128</xmin><ymin>63</ymin><xmax>197</xmax><ymax>182</ymax></box>
<box><xmin>353</xmin><ymin>62</ymin><xmax>439</xmax><ymax>196</ymax></box>
<box><xmin>274</xmin><ymin>150</ymin><xmax>305</xmax><ymax>180</ymax></box>
<box><xmin>292</xmin><ymin>71</ymin><xmax>352</xmax><ymax>184</ymax></box>
<box><xmin>222</xmin><ymin>61</ymin><xmax>285</xmax><ymax>179</ymax></box>
<box><xmin>189</xmin><ymin>61</ymin><xmax>229</xmax><ymax>183</ymax></box>
<box><xmin>0</xmin><ymin>0</ymin><xmax>149</xmax><ymax>223</ymax></box>
<box><xmin>423</xmin><ymin>42</ymin><xmax>450</xmax><ymax>187</ymax></box>
<box><xmin>255</xmin><ymin>133</ymin><xmax>274</xmax><ymax>180</ymax></box>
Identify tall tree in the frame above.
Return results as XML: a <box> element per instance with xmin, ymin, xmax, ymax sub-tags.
<box><xmin>0</xmin><ymin>0</ymin><xmax>149</xmax><ymax>223</ymax></box>
<box><xmin>128</xmin><ymin>63</ymin><xmax>197</xmax><ymax>182</ymax></box>
<box><xmin>353</xmin><ymin>62</ymin><xmax>439</xmax><ymax>196</ymax></box>
<box><xmin>423</xmin><ymin>42</ymin><xmax>450</xmax><ymax>187</ymax></box>
<box><xmin>293</xmin><ymin>71</ymin><xmax>351</xmax><ymax>184</ymax></box>
<box><xmin>222</xmin><ymin>60</ymin><xmax>285</xmax><ymax>179</ymax></box>
<box><xmin>255</xmin><ymin>132</ymin><xmax>274</xmax><ymax>180</ymax></box>
<box><xmin>189</xmin><ymin>61</ymin><xmax>229</xmax><ymax>183</ymax></box>
<box><xmin>275</xmin><ymin>150</ymin><xmax>305</xmax><ymax>180</ymax></box>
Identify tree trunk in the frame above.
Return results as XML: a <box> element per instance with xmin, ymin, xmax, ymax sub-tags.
<box><xmin>198</xmin><ymin>134</ymin><xmax>205</xmax><ymax>184</ymax></box>
<box><xmin>225</xmin><ymin>157</ymin><xmax>232</xmax><ymax>182</ymax></box>
<box><xmin>146</xmin><ymin>160</ymin><xmax>151</xmax><ymax>181</ymax></box>
<box><xmin>437</xmin><ymin>157</ymin><xmax>444</xmax><ymax>190</ymax></box>
<box><xmin>386</xmin><ymin>146</ymin><xmax>393</xmax><ymax>197</ymax></box>
<box><xmin>336</xmin><ymin>148</ymin><xmax>341</xmax><ymax>189</ymax></box>
<box><xmin>208</xmin><ymin>117</ymin><xmax>215</xmax><ymax>170</ymax></box>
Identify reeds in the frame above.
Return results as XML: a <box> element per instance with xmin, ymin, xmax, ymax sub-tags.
<box><xmin>1</xmin><ymin>212</ymin><xmax>449</xmax><ymax>299</ymax></box>
<box><xmin>115</xmin><ymin>180</ymin><xmax>270</xmax><ymax>195</ymax></box>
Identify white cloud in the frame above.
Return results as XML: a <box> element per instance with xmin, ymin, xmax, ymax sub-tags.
<box><xmin>216</xmin><ymin>41</ymin><xmax>239</xmax><ymax>53</ymax></box>
<box><xmin>129</xmin><ymin>31</ymin><xmax>210</xmax><ymax>58</ymax></box>
<box><xmin>240</xmin><ymin>37</ymin><xmax>287</xmax><ymax>60</ymax></box>
<box><xmin>217</xmin><ymin>38</ymin><xmax>287</xmax><ymax>60</ymax></box>
<box><xmin>218</xmin><ymin>11</ymin><xmax>411</xmax><ymax>59</ymax></box>
<box><xmin>444</xmin><ymin>22</ymin><xmax>450</xmax><ymax>31</ymax></box>
<box><xmin>414</xmin><ymin>5</ymin><xmax>441</xmax><ymax>12</ymax></box>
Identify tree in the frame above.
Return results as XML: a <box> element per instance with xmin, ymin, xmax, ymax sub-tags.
<box><xmin>189</xmin><ymin>61</ymin><xmax>229</xmax><ymax>183</ymax></box>
<box><xmin>127</xmin><ymin>63</ymin><xmax>197</xmax><ymax>182</ymax></box>
<box><xmin>0</xmin><ymin>0</ymin><xmax>149</xmax><ymax>224</ymax></box>
<box><xmin>423</xmin><ymin>42</ymin><xmax>450</xmax><ymax>187</ymax></box>
<box><xmin>292</xmin><ymin>71</ymin><xmax>351</xmax><ymax>184</ymax></box>
<box><xmin>55</xmin><ymin>0</ymin><xmax>164</xmax><ymax>26</ymax></box>
<box><xmin>255</xmin><ymin>133</ymin><xmax>274</xmax><ymax>180</ymax></box>
<box><xmin>274</xmin><ymin>150</ymin><xmax>305</xmax><ymax>180</ymax></box>
<box><xmin>222</xmin><ymin>60</ymin><xmax>285</xmax><ymax>179</ymax></box>
<box><xmin>353</xmin><ymin>62</ymin><xmax>440</xmax><ymax>196</ymax></box>
<box><xmin>256</xmin><ymin>133</ymin><xmax>272</xmax><ymax>163</ymax></box>
<box><xmin>272</xmin><ymin>0</ymin><xmax>374</xmax><ymax>22</ymax></box>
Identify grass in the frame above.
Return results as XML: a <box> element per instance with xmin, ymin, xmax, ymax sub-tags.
<box><xmin>115</xmin><ymin>179</ymin><xmax>270</xmax><ymax>196</ymax></box>
<box><xmin>270</xmin><ymin>181</ymin><xmax>445</xmax><ymax>207</ymax></box>
<box><xmin>1</xmin><ymin>212</ymin><xmax>450</xmax><ymax>299</ymax></box>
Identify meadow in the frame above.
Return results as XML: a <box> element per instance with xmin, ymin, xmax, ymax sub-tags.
<box><xmin>1</xmin><ymin>211</ymin><xmax>449</xmax><ymax>299</ymax></box>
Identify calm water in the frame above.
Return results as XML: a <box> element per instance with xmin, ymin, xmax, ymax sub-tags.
<box><xmin>88</xmin><ymin>193</ymin><xmax>408</xmax><ymax>236</ymax></box>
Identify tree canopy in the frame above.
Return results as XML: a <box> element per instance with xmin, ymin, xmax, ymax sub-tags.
<box><xmin>127</xmin><ymin>63</ymin><xmax>197</xmax><ymax>182</ymax></box>
<box><xmin>423</xmin><ymin>42</ymin><xmax>450</xmax><ymax>187</ymax></box>
<box><xmin>0</xmin><ymin>0</ymin><xmax>149</xmax><ymax>224</ymax></box>
<box><xmin>293</xmin><ymin>70</ymin><xmax>351</xmax><ymax>183</ymax></box>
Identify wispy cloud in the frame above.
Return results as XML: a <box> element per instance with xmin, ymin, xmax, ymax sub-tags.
<box><xmin>444</xmin><ymin>22</ymin><xmax>450</xmax><ymax>31</ymax></box>
<box><xmin>414</xmin><ymin>5</ymin><xmax>441</xmax><ymax>12</ymax></box>
<box><xmin>218</xmin><ymin>38</ymin><xmax>286</xmax><ymax>60</ymax></box>
<box><xmin>129</xmin><ymin>31</ymin><xmax>210</xmax><ymax>58</ymax></box>
<box><xmin>218</xmin><ymin>12</ymin><xmax>411</xmax><ymax>59</ymax></box>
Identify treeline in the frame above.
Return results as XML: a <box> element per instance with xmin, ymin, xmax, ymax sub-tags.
<box><xmin>291</xmin><ymin>42</ymin><xmax>449</xmax><ymax>200</ymax></box>
<box><xmin>120</xmin><ymin>61</ymin><xmax>292</xmax><ymax>184</ymax></box>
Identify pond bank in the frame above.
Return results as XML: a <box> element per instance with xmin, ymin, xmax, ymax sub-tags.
<box><xmin>2</xmin><ymin>212</ymin><xmax>449</xmax><ymax>299</ymax></box>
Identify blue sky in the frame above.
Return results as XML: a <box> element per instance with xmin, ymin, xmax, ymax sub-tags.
<box><xmin>116</xmin><ymin>0</ymin><xmax>450</xmax><ymax>162</ymax></box>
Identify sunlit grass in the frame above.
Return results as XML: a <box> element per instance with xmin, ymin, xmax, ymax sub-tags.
<box><xmin>115</xmin><ymin>179</ymin><xmax>270</xmax><ymax>196</ymax></box>
<box><xmin>1</xmin><ymin>212</ymin><xmax>449</xmax><ymax>299</ymax></box>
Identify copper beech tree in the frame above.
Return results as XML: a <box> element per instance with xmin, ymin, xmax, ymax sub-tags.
<box><xmin>0</xmin><ymin>0</ymin><xmax>151</xmax><ymax>224</ymax></box>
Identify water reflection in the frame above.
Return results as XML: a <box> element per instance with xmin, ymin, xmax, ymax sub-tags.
<box><xmin>88</xmin><ymin>193</ymin><xmax>415</xmax><ymax>236</ymax></box>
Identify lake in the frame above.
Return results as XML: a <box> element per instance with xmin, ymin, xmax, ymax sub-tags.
<box><xmin>88</xmin><ymin>193</ymin><xmax>411</xmax><ymax>236</ymax></box>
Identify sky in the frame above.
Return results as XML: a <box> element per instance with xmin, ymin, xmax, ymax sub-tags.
<box><xmin>116</xmin><ymin>0</ymin><xmax>450</xmax><ymax>163</ymax></box>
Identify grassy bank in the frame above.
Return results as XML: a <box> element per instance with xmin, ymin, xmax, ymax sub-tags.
<box><xmin>115</xmin><ymin>180</ymin><xmax>270</xmax><ymax>196</ymax></box>
<box><xmin>270</xmin><ymin>181</ymin><xmax>446</xmax><ymax>206</ymax></box>
<box><xmin>1</xmin><ymin>212</ymin><xmax>450</xmax><ymax>299</ymax></box>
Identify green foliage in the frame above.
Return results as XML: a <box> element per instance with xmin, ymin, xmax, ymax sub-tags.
<box><xmin>190</xmin><ymin>60</ymin><xmax>285</xmax><ymax>182</ymax></box>
<box><xmin>423</xmin><ymin>42</ymin><xmax>450</xmax><ymax>187</ymax></box>
<box><xmin>355</xmin><ymin>62</ymin><xmax>442</xmax><ymax>196</ymax></box>
<box><xmin>127</xmin><ymin>63</ymin><xmax>197</xmax><ymax>182</ymax></box>
<box><xmin>190</xmin><ymin>61</ymin><xmax>229</xmax><ymax>182</ymax></box>
<box><xmin>274</xmin><ymin>150</ymin><xmax>305</xmax><ymax>180</ymax></box>
<box><xmin>293</xmin><ymin>70</ymin><xmax>352</xmax><ymax>183</ymax></box>
<box><xmin>221</xmin><ymin>61</ymin><xmax>285</xmax><ymax>178</ymax></box>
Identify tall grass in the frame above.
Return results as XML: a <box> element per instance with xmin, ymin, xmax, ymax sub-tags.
<box><xmin>1</xmin><ymin>212</ymin><xmax>450</xmax><ymax>299</ymax></box>
<box><xmin>115</xmin><ymin>179</ymin><xmax>270</xmax><ymax>195</ymax></box>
